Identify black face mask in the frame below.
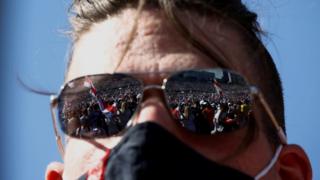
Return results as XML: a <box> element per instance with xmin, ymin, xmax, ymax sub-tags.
<box><xmin>79</xmin><ymin>122</ymin><xmax>253</xmax><ymax>180</ymax></box>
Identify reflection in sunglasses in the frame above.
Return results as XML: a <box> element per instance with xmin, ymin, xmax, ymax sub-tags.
<box><xmin>57</xmin><ymin>69</ymin><xmax>253</xmax><ymax>138</ymax></box>
<box><xmin>165</xmin><ymin>70</ymin><xmax>252</xmax><ymax>135</ymax></box>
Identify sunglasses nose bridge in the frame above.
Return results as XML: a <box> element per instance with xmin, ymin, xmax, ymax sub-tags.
<box><xmin>141</xmin><ymin>85</ymin><xmax>167</xmax><ymax>107</ymax></box>
<box><xmin>143</xmin><ymin>84</ymin><xmax>164</xmax><ymax>91</ymax></box>
<box><xmin>133</xmin><ymin>85</ymin><xmax>179</xmax><ymax>130</ymax></box>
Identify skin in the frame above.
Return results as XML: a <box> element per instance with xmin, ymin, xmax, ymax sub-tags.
<box><xmin>46</xmin><ymin>8</ymin><xmax>312</xmax><ymax>180</ymax></box>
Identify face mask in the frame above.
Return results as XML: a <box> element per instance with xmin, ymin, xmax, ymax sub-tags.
<box><xmin>79</xmin><ymin>122</ymin><xmax>282</xmax><ymax>180</ymax></box>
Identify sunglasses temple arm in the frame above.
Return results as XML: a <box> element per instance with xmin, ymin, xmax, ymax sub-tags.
<box><xmin>251</xmin><ymin>87</ymin><xmax>287</xmax><ymax>145</ymax></box>
<box><xmin>50</xmin><ymin>96</ymin><xmax>65</xmax><ymax>159</ymax></box>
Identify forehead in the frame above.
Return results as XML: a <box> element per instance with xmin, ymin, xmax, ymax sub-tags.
<box><xmin>66</xmin><ymin>9</ymin><xmax>253</xmax><ymax>83</ymax></box>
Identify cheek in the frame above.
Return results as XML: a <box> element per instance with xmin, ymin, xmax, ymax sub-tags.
<box><xmin>63</xmin><ymin>139</ymin><xmax>108</xmax><ymax>178</ymax></box>
<box><xmin>63</xmin><ymin>136</ymin><xmax>123</xmax><ymax>178</ymax></box>
<box><xmin>223</xmin><ymin>130</ymin><xmax>274</xmax><ymax>177</ymax></box>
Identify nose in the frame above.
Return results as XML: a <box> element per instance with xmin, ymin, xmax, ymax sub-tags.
<box><xmin>133</xmin><ymin>88</ymin><xmax>180</xmax><ymax>133</ymax></box>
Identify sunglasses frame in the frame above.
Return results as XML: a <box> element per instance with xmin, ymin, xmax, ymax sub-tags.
<box><xmin>49</xmin><ymin>69</ymin><xmax>287</xmax><ymax>159</ymax></box>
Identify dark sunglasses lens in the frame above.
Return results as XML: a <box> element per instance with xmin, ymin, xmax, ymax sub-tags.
<box><xmin>57</xmin><ymin>74</ymin><xmax>143</xmax><ymax>138</ymax></box>
<box><xmin>164</xmin><ymin>69</ymin><xmax>253</xmax><ymax>135</ymax></box>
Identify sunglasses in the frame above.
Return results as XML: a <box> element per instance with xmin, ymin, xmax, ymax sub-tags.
<box><xmin>50</xmin><ymin>68</ymin><xmax>287</xmax><ymax>155</ymax></box>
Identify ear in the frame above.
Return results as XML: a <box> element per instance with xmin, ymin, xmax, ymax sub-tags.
<box><xmin>45</xmin><ymin>161</ymin><xmax>64</xmax><ymax>180</ymax></box>
<box><xmin>276</xmin><ymin>144</ymin><xmax>312</xmax><ymax>180</ymax></box>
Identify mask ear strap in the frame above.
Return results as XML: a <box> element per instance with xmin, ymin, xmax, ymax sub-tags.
<box><xmin>254</xmin><ymin>145</ymin><xmax>283</xmax><ymax>180</ymax></box>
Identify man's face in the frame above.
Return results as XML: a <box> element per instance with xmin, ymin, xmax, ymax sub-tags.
<box><xmin>46</xmin><ymin>9</ymin><xmax>298</xmax><ymax>180</ymax></box>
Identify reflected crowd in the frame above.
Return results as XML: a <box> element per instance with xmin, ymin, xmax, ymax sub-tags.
<box><xmin>60</xmin><ymin>77</ymin><xmax>253</xmax><ymax>137</ymax></box>
<box><xmin>60</xmin><ymin>80</ymin><xmax>142</xmax><ymax>138</ymax></box>
<box><xmin>166</xmin><ymin>80</ymin><xmax>252</xmax><ymax>134</ymax></box>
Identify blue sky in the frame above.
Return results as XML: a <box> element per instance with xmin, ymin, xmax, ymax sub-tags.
<box><xmin>2</xmin><ymin>0</ymin><xmax>319</xmax><ymax>179</ymax></box>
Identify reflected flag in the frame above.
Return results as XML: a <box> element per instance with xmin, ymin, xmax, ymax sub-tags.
<box><xmin>213</xmin><ymin>79</ymin><xmax>223</xmax><ymax>96</ymax></box>
<box><xmin>84</xmin><ymin>76</ymin><xmax>105</xmax><ymax>111</ymax></box>
<box><xmin>84</xmin><ymin>76</ymin><xmax>97</xmax><ymax>96</ymax></box>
